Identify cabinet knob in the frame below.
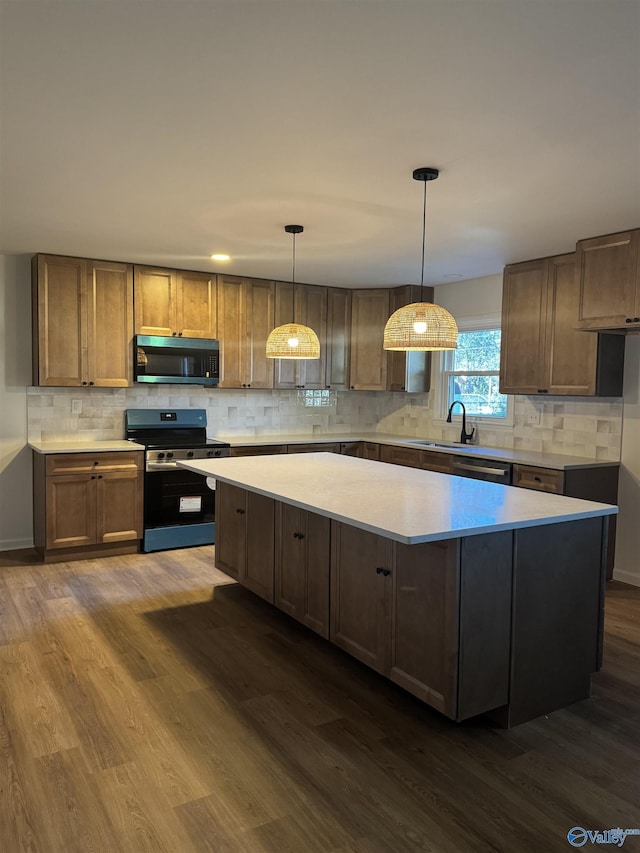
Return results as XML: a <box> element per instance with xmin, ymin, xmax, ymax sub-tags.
<box><xmin>626</xmin><ymin>318</ymin><xmax>633</xmax><ymax>323</ymax></box>
<box><xmin>293</xmin><ymin>532</ymin><xmax>305</xmax><ymax>540</ymax></box>
<box><xmin>82</xmin><ymin>381</ymin><xmax>88</xmax><ymax>385</ymax></box>
<box><xmin>178</xmin><ymin>332</ymin><xmax>183</xmax><ymax>336</ymax></box>
<box><xmin>635</xmin><ymin>317</ymin><xmax>640</xmax><ymax>323</ymax></box>
<box><xmin>537</xmin><ymin>388</ymin><xmax>548</xmax><ymax>393</ymax></box>
<box><xmin>97</xmin><ymin>475</ymin><xmax>102</xmax><ymax>479</ymax></box>
<box><xmin>236</xmin><ymin>508</ymin><xmax>246</xmax><ymax>515</ymax></box>
<box><xmin>534</xmin><ymin>476</ymin><xmax>541</xmax><ymax>482</ymax></box>
<box><xmin>375</xmin><ymin>567</ymin><xmax>391</xmax><ymax>576</ymax></box>
<box><xmin>91</xmin><ymin>475</ymin><xmax>96</xmax><ymax>479</ymax></box>
<box><xmin>89</xmin><ymin>381</ymin><xmax>94</xmax><ymax>385</ymax></box>
<box><xmin>172</xmin><ymin>331</ymin><xmax>177</xmax><ymax>336</ymax></box>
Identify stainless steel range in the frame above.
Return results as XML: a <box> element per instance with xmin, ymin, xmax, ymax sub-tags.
<box><xmin>125</xmin><ymin>409</ymin><xmax>230</xmax><ymax>552</ymax></box>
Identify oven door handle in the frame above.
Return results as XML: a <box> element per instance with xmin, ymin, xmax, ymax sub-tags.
<box><xmin>146</xmin><ymin>461</ymin><xmax>180</xmax><ymax>470</ymax></box>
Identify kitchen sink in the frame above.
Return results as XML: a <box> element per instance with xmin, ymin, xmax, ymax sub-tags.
<box><xmin>408</xmin><ymin>440</ymin><xmax>462</xmax><ymax>448</ymax></box>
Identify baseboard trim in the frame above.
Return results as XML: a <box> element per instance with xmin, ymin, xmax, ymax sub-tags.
<box><xmin>612</xmin><ymin>567</ymin><xmax>640</xmax><ymax>587</ymax></box>
<box><xmin>0</xmin><ymin>537</ymin><xmax>34</xmax><ymax>553</ymax></box>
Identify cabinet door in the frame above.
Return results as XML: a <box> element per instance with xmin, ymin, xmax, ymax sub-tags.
<box><xmin>326</xmin><ymin>288</ymin><xmax>351</xmax><ymax>389</ymax></box>
<box><xmin>96</xmin><ymin>469</ymin><xmax>143</xmax><ymax>543</ymax></box>
<box><xmin>214</xmin><ymin>482</ymin><xmax>247</xmax><ymax>578</ymax></box>
<box><xmin>244</xmin><ymin>279</ymin><xmax>275</xmax><ymax>389</ymax></box>
<box><xmin>499</xmin><ymin>260</ymin><xmax>547</xmax><ymax>394</ymax></box>
<box><xmin>87</xmin><ymin>260</ymin><xmax>133</xmax><ymax>387</ymax></box>
<box><xmin>389</xmin><ymin>540</ymin><xmax>459</xmax><ymax>717</ymax></box>
<box><xmin>45</xmin><ymin>473</ymin><xmax>96</xmax><ymax>549</ymax></box>
<box><xmin>177</xmin><ymin>271</ymin><xmax>217</xmax><ymax>338</ymax></box>
<box><xmin>361</xmin><ymin>442</ymin><xmax>380</xmax><ymax>461</ymax></box>
<box><xmin>33</xmin><ymin>254</ymin><xmax>87</xmax><ymax>386</ymax></box>
<box><xmin>134</xmin><ymin>266</ymin><xmax>177</xmax><ymax>336</ymax></box>
<box><xmin>217</xmin><ymin>275</ymin><xmax>245</xmax><ymax>388</ymax></box>
<box><xmin>544</xmin><ymin>254</ymin><xmax>598</xmax><ymax>395</ymax></box>
<box><xmin>330</xmin><ymin>522</ymin><xmax>390</xmax><ymax>673</ymax></box>
<box><xmin>272</xmin><ymin>281</ymin><xmax>297</xmax><ymax>389</ymax></box>
<box><xmin>379</xmin><ymin>445</ymin><xmax>421</xmax><ymax>468</ymax></box>
<box><xmin>386</xmin><ymin>286</ymin><xmax>432</xmax><ymax>393</ymax></box>
<box><xmin>577</xmin><ymin>230</ymin><xmax>640</xmax><ymax>330</ymax></box>
<box><xmin>340</xmin><ymin>442</ymin><xmax>362</xmax><ymax>457</ymax></box>
<box><xmin>349</xmin><ymin>289</ymin><xmax>390</xmax><ymax>391</ymax></box>
<box><xmin>420</xmin><ymin>452</ymin><xmax>453</xmax><ymax>474</ymax></box>
<box><xmin>275</xmin><ymin>504</ymin><xmax>330</xmax><ymax>638</ymax></box>
<box><xmin>242</xmin><ymin>491</ymin><xmax>275</xmax><ymax>603</ymax></box>
<box><xmin>296</xmin><ymin>284</ymin><xmax>327</xmax><ymax>389</ymax></box>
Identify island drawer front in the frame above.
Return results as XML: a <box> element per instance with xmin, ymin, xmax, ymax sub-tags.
<box><xmin>512</xmin><ymin>464</ymin><xmax>564</xmax><ymax>494</ymax></box>
<box><xmin>45</xmin><ymin>452</ymin><xmax>143</xmax><ymax>476</ymax></box>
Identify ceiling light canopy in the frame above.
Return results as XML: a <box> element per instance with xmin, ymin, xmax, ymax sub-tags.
<box><xmin>383</xmin><ymin>168</ymin><xmax>458</xmax><ymax>352</ymax></box>
<box><xmin>266</xmin><ymin>225</ymin><xmax>320</xmax><ymax>360</ymax></box>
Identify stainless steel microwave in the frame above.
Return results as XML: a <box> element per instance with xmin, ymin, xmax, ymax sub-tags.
<box><xmin>135</xmin><ymin>335</ymin><xmax>220</xmax><ymax>386</ymax></box>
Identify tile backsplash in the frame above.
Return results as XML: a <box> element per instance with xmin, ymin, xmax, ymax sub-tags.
<box><xmin>26</xmin><ymin>386</ymin><xmax>623</xmax><ymax>461</ymax></box>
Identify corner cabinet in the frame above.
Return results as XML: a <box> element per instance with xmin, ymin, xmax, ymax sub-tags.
<box><xmin>576</xmin><ymin>229</ymin><xmax>640</xmax><ymax>331</ymax></box>
<box><xmin>217</xmin><ymin>275</ymin><xmax>275</xmax><ymax>389</ymax></box>
<box><xmin>133</xmin><ymin>265</ymin><xmax>216</xmax><ymax>339</ymax></box>
<box><xmin>33</xmin><ymin>451</ymin><xmax>143</xmax><ymax>562</ymax></box>
<box><xmin>499</xmin><ymin>253</ymin><xmax>624</xmax><ymax>396</ymax></box>
<box><xmin>32</xmin><ymin>254</ymin><xmax>133</xmax><ymax>387</ymax></box>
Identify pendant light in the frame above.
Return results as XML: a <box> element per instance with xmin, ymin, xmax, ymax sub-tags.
<box><xmin>266</xmin><ymin>225</ymin><xmax>320</xmax><ymax>360</ymax></box>
<box><xmin>383</xmin><ymin>168</ymin><xmax>458</xmax><ymax>351</ymax></box>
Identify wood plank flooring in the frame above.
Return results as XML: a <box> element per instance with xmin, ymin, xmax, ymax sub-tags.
<box><xmin>0</xmin><ymin>546</ymin><xmax>638</xmax><ymax>852</ymax></box>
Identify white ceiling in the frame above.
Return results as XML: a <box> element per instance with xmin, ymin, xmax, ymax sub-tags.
<box><xmin>1</xmin><ymin>0</ymin><xmax>639</xmax><ymax>289</ymax></box>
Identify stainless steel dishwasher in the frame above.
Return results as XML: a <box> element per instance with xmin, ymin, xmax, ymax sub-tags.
<box><xmin>451</xmin><ymin>455</ymin><xmax>512</xmax><ymax>484</ymax></box>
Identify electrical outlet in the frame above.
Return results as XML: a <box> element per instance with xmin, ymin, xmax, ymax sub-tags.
<box><xmin>526</xmin><ymin>408</ymin><xmax>540</xmax><ymax>425</ymax></box>
<box><xmin>71</xmin><ymin>399</ymin><xmax>82</xmax><ymax>415</ymax></box>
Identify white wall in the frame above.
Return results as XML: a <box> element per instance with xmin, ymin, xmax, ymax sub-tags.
<box><xmin>0</xmin><ymin>254</ymin><xmax>33</xmax><ymax>549</ymax></box>
<box><xmin>614</xmin><ymin>335</ymin><xmax>640</xmax><ymax>585</ymax></box>
<box><xmin>436</xmin><ymin>273</ymin><xmax>503</xmax><ymax>320</ymax></box>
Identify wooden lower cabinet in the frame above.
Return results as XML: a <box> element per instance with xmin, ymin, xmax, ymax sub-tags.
<box><xmin>275</xmin><ymin>504</ymin><xmax>330</xmax><ymax>638</ymax></box>
<box><xmin>215</xmin><ymin>482</ymin><xmax>275</xmax><ymax>602</ymax></box>
<box><xmin>33</xmin><ymin>451</ymin><xmax>143</xmax><ymax>562</ymax></box>
<box><xmin>379</xmin><ymin>444</ymin><xmax>421</xmax><ymax>468</ymax></box>
<box><xmin>329</xmin><ymin>522</ymin><xmax>512</xmax><ymax>720</ymax></box>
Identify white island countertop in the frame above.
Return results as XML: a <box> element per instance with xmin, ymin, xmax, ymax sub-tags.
<box><xmin>180</xmin><ymin>452</ymin><xmax>617</xmax><ymax>545</ymax></box>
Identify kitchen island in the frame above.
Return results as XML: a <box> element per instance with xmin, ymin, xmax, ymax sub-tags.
<box><xmin>180</xmin><ymin>453</ymin><xmax>617</xmax><ymax>727</ymax></box>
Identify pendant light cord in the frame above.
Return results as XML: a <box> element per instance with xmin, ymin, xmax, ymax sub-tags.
<box><xmin>420</xmin><ymin>178</ymin><xmax>427</xmax><ymax>300</ymax></box>
<box><xmin>292</xmin><ymin>231</ymin><xmax>296</xmax><ymax>322</ymax></box>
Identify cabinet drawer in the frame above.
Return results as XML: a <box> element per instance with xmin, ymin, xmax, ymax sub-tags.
<box><xmin>46</xmin><ymin>451</ymin><xmax>143</xmax><ymax>476</ymax></box>
<box><xmin>513</xmin><ymin>464</ymin><xmax>564</xmax><ymax>494</ymax></box>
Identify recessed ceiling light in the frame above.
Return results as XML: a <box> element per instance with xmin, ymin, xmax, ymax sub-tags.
<box><xmin>210</xmin><ymin>253</ymin><xmax>231</xmax><ymax>262</ymax></box>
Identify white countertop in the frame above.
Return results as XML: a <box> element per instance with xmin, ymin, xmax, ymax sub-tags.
<box><xmin>29</xmin><ymin>440</ymin><xmax>145</xmax><ymax>454</ymax></box>
<box><xmin>215</xmin><ymin>432</ymin><xmax>617</xmax><ymax>471</ymax></box>
<box><xmin>179</xmin><ymin>452</ymin><xmax>617</xmax><ymax>545</ymax></box>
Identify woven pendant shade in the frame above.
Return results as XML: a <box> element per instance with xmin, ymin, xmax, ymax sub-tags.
<box><xmin>383</xmin><ymin>301</ymin><xmax>458</xmax><ymax>351</ymax></box>
<box><xmin>266</xmin><ymin>322</ymin><xmax>320</xmax><ymax>359</ymax></box>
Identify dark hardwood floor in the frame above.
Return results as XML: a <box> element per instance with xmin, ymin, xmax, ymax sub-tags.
<box><xmin>0</xmin><ymin>546</ymin><xmax>638</xmax><ymax>852</ymax></box>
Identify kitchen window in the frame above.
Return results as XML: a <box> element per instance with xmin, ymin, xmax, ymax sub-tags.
<box><xmin>441</xmin><ymin>327</ymin><xmax>512</xmax><ymax>423</ymax></box>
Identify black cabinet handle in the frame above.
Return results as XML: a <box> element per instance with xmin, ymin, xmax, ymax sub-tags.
<box><xmin>172</xmin><ymin>331</ymin><xmax>177</xmax><ymax>336</ymax></box>
<box><xmin>236</xmin><ymin>508</ymin><xmax>246</xmax><ymax>515</ymax></box>
<box><xmin>97</xmin><ymin>475</ymin><xmax>102</xmax><ymax>479</ymax></box>
<box><xmin>293</xmin><ymin>532</ymin><xmax>305</xmax><ymax>539</ymax></box>
<box><xmin>82</xmin><ymin>381</ymin><xmax>88</xmax><ymax>385</ymax></box>
<box><xmin>89</xmin><ymin>381</ymin><xmax>94</xmax><ymax>385</ymax></box>
<box><xmin>91</xmin><ymin>475</ymin><xmax>96</xmax><ymax>479</ymax></box>
<box><xmin>376</xmin><ymin>567</ymin><xmax>391</xmax><ymax>576</ymax></box>
<box><xmin>635</xmin><ymin>317</ymin><xmax>640</xmax><ymax>323</ymax></box>
<box><xmin>537</xmin><ymin>388</ymin><xmax>548</xmax><ymax>393</ymax></box>
<box><xmin>534</xmin><ymin>476</ymin><xmax>541</xmax><ymax>482</ymax></box>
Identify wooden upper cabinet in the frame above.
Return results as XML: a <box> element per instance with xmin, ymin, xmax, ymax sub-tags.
<box><xmin>500</xmin><ymin>253</ymin><xmax>624</xmax><ymax>396</ymax></box>
<box><xmin>32</xmin><ymin>254</ymin><xmax>133</xmax><ymax>387</ymax></box>
<box><xmin>134</xmin><ymin>265</ymin><xmax>216</xmax><ymax>338</ymax></box>
<box><xmin>576</xmin><ymin>229</ymin><xmax>640</xmax><ymax>331</ymax></box>
<box><xmin>326</xmin><ymin>287</ymin><xmax>351</xmax><ymax>389</ymax></box>
<box><xmin>217</xmin><ymin>274</ymin><xmax>274</xmax><ymax>389</ymax></box>
<box><xmin>387</xmin><ymin>285</ymin><xmax>432</xmax><ymax>393</ymax></box>
<box><xmin>177</xmin><ymin>270</ymin><xmax>217</xmax><ymax>338</ymax></box>
<box><xmin>88</xmin><ymin>260</ymin><xmax>134</xmax><ymax>387</ymax></box>
<box><xmin>349</xmin><ymin>288</ymin><xmax>390</xmax><ymax>390</ymax></box>
<box><xmin>273</xmin><ymin>282</ymin><xmax>327</xmax><ymax>390</ymax></box>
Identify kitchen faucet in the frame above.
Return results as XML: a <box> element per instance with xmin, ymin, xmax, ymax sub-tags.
<box><xmin>446</xmin><ymin>401</ymin><xmax>475</xmax><ymax>444</ymax></box>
